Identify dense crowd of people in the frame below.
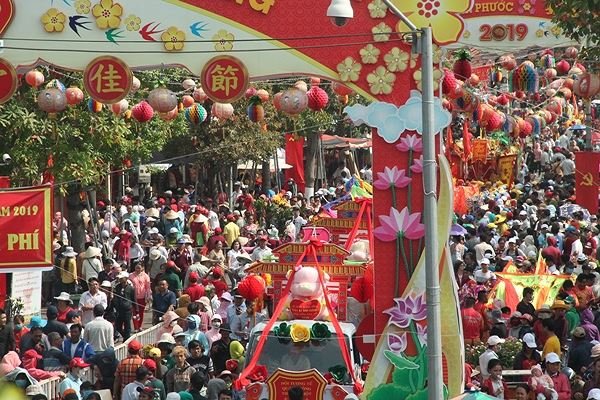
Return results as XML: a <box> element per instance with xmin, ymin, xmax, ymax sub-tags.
<box><xmin>455</xmin><ymin>126</ymin><xmax>600</xmax><ymax>399</ymax></box>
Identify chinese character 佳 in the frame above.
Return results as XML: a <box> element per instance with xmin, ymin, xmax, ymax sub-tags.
<box><xmin>210</xmin><ymin>64</ymin><xmax>239</xmax><ymax>96</ymax></box>
<box><xmin>90</xmin><ymin>63</ymin><xmax>124</xmax><ymax>94</ymax></box>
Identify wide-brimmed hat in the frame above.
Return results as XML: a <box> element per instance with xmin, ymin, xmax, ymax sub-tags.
<box><xmin>145</xmin><ymin>208</ymin><xmax>160</xmax><ymax>218</ymax></box>
<box><xmin>62</xmin><ymin>246</ymin><xmax>77</xmax><ymax>257</ymax></box>
<box><xmin>164</xmin><ymin>210</ymin><xmax>179</xmax><ymax>220</ymax></box>
<box><xmin>237</xmin><ymin>237</ymin><xmax>249</xmax><ymax>246</ymax></box>
<box><xmin>236</xmin><ymin>254</ymin><xmax>253</xmax><ymax>264</ymax></box>
<box><xmin>194</xmin><ymin>214</ymin><xmax>208</xmax><ymax>224</ymax></box>
<box><xmin>83</xmin><ymin>246</ymin><xmax>101</xmax><ymax>258</ymax></box>
<box><xmin>196</xmin><ymin>296</ymin><xmax>211</xmax><ymax>309</ymax></box>
<box><xmin>150</xmin><ymin>249</ymin><xmax>161</xmax><ymax>260</ymax></box>
<box><xmin>551</xmin><ymin>300</ymin><xmax>570</xmax><ymax>310</ymax></box>
<box><xmin>117</xmin><ymin>271</ymin><xmax>130</xmax><ymax>279</ymax></box>
<box><xmin>157</xmin><ymin>333</ymin><xmax>176</xmax><ymax>345</ymax></box>
<box><xmin>54</xmin><ymin>292</ymin><xmax>73</xmax><ymax>303</ymax></box>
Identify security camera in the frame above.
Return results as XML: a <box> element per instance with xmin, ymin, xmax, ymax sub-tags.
<box><xmin>1</xmin><ymin>154</ymin><xmax>10</xmax><ymax>164</ymax></box>
<box><xmin>327</xmin><ymin>0</ymin><xmax>353</xmax><ymax>27</ymax></box>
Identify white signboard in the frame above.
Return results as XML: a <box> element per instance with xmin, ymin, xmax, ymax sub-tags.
<box><xmin>11</xmin><ymin>270</ymin><xmax>42</xmax><ymax>316</ymax></box>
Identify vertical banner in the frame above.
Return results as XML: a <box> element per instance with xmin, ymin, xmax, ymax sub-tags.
<box><xmin>11</xmin><ymin>270</ymin><xmax>42</xmax><ymax>316</ymax></box>
<box><xmin>497</xmin><ymin>154</ymin><xmax>517</xmax><ymax>187</ymax></box>
<box><xmin>0</xmin><ymin>187</ymin><xmax>53</xmax><ymax>269</ymax></box>
<box><xmin>471</xmin><ymin>139</ymin><xmax>489</xmax><ymax>162</ymax></box>
<box><xmin>575</xmin><ymin>152</ymin><xmax>600</xmax><ymax>213</ymax></box>
<box><xmin>284</xmin><ymin>133</ymin><xmax>306</xmax><ymax>192</ymax></box>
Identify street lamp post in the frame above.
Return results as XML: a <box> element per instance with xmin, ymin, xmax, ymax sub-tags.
<box><xmin>379</xmin><ymin>3</ymin><xmax>443</xmax><ymax>398</ymax></box>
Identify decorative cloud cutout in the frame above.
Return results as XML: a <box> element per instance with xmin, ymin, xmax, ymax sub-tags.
<box><xmin>343</xmin><ymin>91</ymin><xmax>452</xmax><ymax>143</ymax></box>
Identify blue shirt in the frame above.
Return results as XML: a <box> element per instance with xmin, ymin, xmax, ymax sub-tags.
<box><xmin>152</xmin><ymin>290</ymin><xmax>176</xmax><ymax>314</ymax></box>
<box><xmin>59</xmin><ymin>373</ymin><xmax>82</xmax><ymax>399</ymax></box>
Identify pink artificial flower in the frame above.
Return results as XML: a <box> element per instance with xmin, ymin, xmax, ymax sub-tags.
<box><xmin>388</xmin><ymin>332</ymin><xmax>408</xmax><ymax>353</ymax></box>
<box><xmin>384</xmin><ymin>292</ymin><xmax>428</xmax><ymax>328</ymax></box>
<box><xmin>396</xmin><ymin>134</ymin><xmax>423</xmax><ymax>152</ymax></box>
<box><xmin>373</xmin><ymin>166</ymin><xmax>411</xmax><ymax>190</ymax></box>
<box><xmin>374</xmin><ymin>206</ymin><xmax>425</xmax><ymax>242</ymax></box>
<box><xmin>410</xmin><ymin>155</ymin><xmax>423</xmax><ymax>174</ymax></box>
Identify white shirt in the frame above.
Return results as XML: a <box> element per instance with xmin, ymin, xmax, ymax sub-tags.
<box><xmin>208</xmin><ymin>211</ymin><xmax>220</xmax><ymax>230</ymax></box>
<box><xmin>83</xmin><ymin>316</ymin><xmax>114</xmax><ymax>352</ymax></box>
<box><xmin>474</xmin><ymin>269</ymin><xmax>496</xmax><ymax>284</ymax></box>
<box><xmin>251</xmin><ymin>246</ymin><xmax>272</xmax><ymax>262</ymax></box>
<box><xmin>571</xmin><ymin>239</ymin><xmax>583</xmax><ymax>259</ymax></box>
<box><xmin>121</xmin><ymin>381</ymin><xmax>144</xmax><ymax>400</ymax></box>
<box><xmin>79</xmin><ymin>290</ymin><xmax>108</xmax><ymax>326</ymax></box>
<box><xmin>560</xmin><ymin>159</ymin><xmax>575</xmax><ymax>176</ymax></box>
<box><xmin>82</xmin><ymin>258</ymin><xmax>103</xmax><ymax>281</ymax></box>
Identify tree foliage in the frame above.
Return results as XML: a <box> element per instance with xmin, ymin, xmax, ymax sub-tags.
<box><xmin>546</xmin><ymin>0</ymin><xmax>600</xmax><ymax>61</ymax></box>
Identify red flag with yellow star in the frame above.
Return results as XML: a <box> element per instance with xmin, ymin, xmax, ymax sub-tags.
<box><xmin>285</xmin><ymin>133</ymin><xmax>305</xmax><ymax>192</ymax></box>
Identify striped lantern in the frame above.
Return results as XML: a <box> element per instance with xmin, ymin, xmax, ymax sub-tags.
<box><xmin>510</xmin><ymin>62</ymin><xmax>539</xmax><ymax>93</ymax></box>
<box><xmin>540</xmin><ymin>54</ymin><xmax>555</xmax><ymax>69</ymax></box>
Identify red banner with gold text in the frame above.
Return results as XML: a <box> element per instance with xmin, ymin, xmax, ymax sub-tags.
<box><xmin>0</xmin><ymin>187</ymin><xmax>53</xmax><ymax>268</ymax></box>
<box><xmin>575</xmin><ymin>152</ymin><xmax>600</xmax><ymax>214</ymax></box>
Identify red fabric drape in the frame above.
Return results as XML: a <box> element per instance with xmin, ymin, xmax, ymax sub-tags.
<box><xmin>462</xmin><ymin>120</ymin><xmax>471</xmax><ymax>161</ymax></box>
<box><xmin>284</xmin><ymin>133</ymin><xmax>306</xmax><ymax>192</ymax></box>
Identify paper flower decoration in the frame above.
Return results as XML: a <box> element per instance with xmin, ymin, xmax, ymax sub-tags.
<box><xmin>367</xmin><ymin>66</ymin><xmax>396</xmax><ymax>95</ymax></box>
<box><xmin>213</xmin><ymin>29</ymin><xmax>235</xmax><ymax>52</ymax></box>
<box><xmin>124</xmin><ymin>14</ymin><xmax>141</xmax><ymax>31</ymax></box>
<box><xmin>360</xmin><ymin>44</ymin><xmax>381</xmax><ymax>64</ymax></box>
<box><xmin>161</xmin><ymin>27</ymin><xmax>186</xmax><ymax>52</ymax></box>
<box><xmin>273</xmin><ymin>323</ymin><xmax>291</xmax><ymax>343</ymax></box>
<box><xmin>384</xmin><ymin>47</ymin><xmax>411</xmax><ymax>72</ymax></box>
<box><xmin>41</xmin><ymin>8</ymin><xmax>66</xmax><ymax>33</ymax></box>
<box><xmin>75</xmin><ymin>0</ymin><xmax>91</xmax><ymax>14</ymax></box>
<box><xmin>337</xmin><ymin>57</ymin><xmax>362</xmax><ymax>82</ymax></box>
<box><xmin>368</xmin><ymin>0</ymin><xmax>388</xmax><ymax>18</ymax></box>
<box><xmin>374</xmin><ymin>166</ymin><xmax>411</xmax><ymax>190</ymax></box>
<box><xmin>384</xmin><ymin>292</ymin><xmax>428</xmax><ymax>328</ymax></box>
<box><xmin>310</xmin><ymin>323</ymin><xmax>332</xmax><ymax>342</ymax></box>
<box><xmin>372</xmin><ymin>22</ymin><xmax>392</xmax><ymax>42</ymax></box>
<box><xmin>374</xmin><ymin>206</ymin><xmax>425</xmax><ymax>242</ymax></box>
<box><xmin>413</xmin><ymin>68</ymin><xmax>443</xmax><ymax>92</ymax></box>
<box><xmin>92</xmin><ymin>0</ymin><xmax>123</xmax><ymax>29</ymax></box>
<box><xmin>290</xmin><ymin>323</ymin><xmax>311</xmax><ymax>343</ymax></box>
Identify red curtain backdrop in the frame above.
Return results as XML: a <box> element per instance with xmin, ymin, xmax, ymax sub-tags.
<box><xmin>284</xmin><ymin>133</ymin><xmax>305</xmax><ymax>192</ymax></box>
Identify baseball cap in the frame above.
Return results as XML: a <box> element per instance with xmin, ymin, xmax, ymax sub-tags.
<box><xmin>588</xmin><ymin>389</ymin><xmax>600</xmax><ymax>400</ymax></box>
<box><xmin>480</xmin><ymin>258</ymin><xmax>490</xmax><ymax>265</ymax></box>
<box><xmin>70</xmin><ymin>357</ymin><xmax>90</xmax><ymax>368</ymax></box>
<box><xmin>143</xmin><ymin>358</ymin><xmax>157</xmax><ymax>371</ymax></box>
<box><xmin>545</xmin><ymin>352</ymin><xmax>561</xmax><ymax>364</ymax></box>
<box><xmin>487</xmin><ymin>335</ymin><xmax>505</xmax><ymax>346</ymax></box>
<box><xmin>522</xmin><ymin>333</ymin><xmax>537</xmax><ymax>349</ymax></box>
<box><xmin>117</xmin><ymin>271</ymin><xmax>129</xmax><ymax>279</ymax></box>
<box><xmin>572</xmin><ymin>327</ymin><xmax>586</xmax><ymax>338</ymax></box>
<box><xmin>147</xmin><ymin>347</ymin><xmax>161</xmax><ymax>358</ymax></box>
<box><xmin>128</xmin><ymin>340</ymin><xmax>142</xmax><ymax>352</ymax></box>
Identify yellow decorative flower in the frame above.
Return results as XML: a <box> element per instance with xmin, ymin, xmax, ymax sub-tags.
<box><xmin>337</xmin><ymin>57</ymin><xmax>362</xmax><ymax>82</ymax></box>
<box><xmin>360</xmin><ymin>44</ymin><xmax>380</xmax><ymax>64</ymax></box>
<box><xmin>124</xmin><ymin>14</ymin><xmax>140</xmax><ymax>31</ymax></box>
<box><xmin>368</xmin><ymin>0</ymin><xmax>388</xmax><ymax>18</ymax></box>
<box><xmin>290</xmin><ymin>324</ymin><xmax>311</xmax><ymax>343</ymax></box>
<box><xmin>213</xmin><ymin>29</ymin><xmax>235</xmax><ymax>52</ymax></box>
<box><xmin>550</xmin><ymin>25</ymin><xmax>562</xmax><ymax>37</ymax></box>
<box><xmin>161</xmin><ymin>26</ymin><xmax>186</xmax><ymax>52</ymax></box>
<box><xmin>74</xmin><ymin>0</ymin><xmax>91</xmax><ymax>14</ymax></box>
<box><xmin>372</xmin><ymin>22</ymin><xmax>392</xmax><ymax>42</ymax></box>
<box><xmin>535</xmin><ymin>29</ymin><xmax>544</xmax><ymax>38</ymax></box>
<box><xmin>432</xmin><ymin>44</ymin><xmax>442</xmax><ymax>64</ymax></box>
<box><xmin>92</xmin><ymin>0</ymin><xmax>123</xmax><ymax>29</ymax></box>
<box><xmin>384</xmin><ymin>47</ymin><xmax>410</xmax><ymax>72</ymax></box>
<box><xmin>463</xmin><ymin>30</ymin><xmax>471</xmax><ymax>39</ymax></box>
<box><xmin>367</xmin><ymin>66</ymin><xmax>396</xmax><ymax>95</ymax></box>
<box><xmin>413</xmin><ymin>67</ymin><xmax>443</xmax><ymax>92</ymax></box>
<box><xmin>41</xmin><ymin>8</ymin><xmax>66</xmax><ymax>33</ymax></box>
<box><xmin>390</xmin><ymin>0</ymin><xmax>471</xmax><ymax>45</ymax></box>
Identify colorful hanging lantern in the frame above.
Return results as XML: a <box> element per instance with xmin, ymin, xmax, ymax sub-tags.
<box><xmin>160</xmin><ymin>108</ymin><xmax>179</xmax><ymax>121</ymax></box>
<box><xmin>294</xmin><ymin>80</ymin><xmax>308</xmax><ymax>93</ymax></box>
<box><xmin>280</xmin><ymin>87</ymin><xmax>308</xmax><ymax>116</ymax></box>
<box><xmin>564</xmin><ymin>46</ymin><xmax>578</xmax><ymax>59</ymax></box>
<box><xmin>486</xmin><ymin>112</ymin><xmax>502</xmax><ymax>131</ymax></box>
<box><xmin>555</xmin><ymin>59</ymin><xmax>570</xmax><ymax>75</ymax></box>
<box><xmin>544</xmin><ymin>68</ymin><xmax>557</xmax><ymax>80</ymax></box>
<box><xmin>559</xmin><ymin>87</ymin><xmax>572</xmax><ymax>100</ymax></box>
<box><xmin>489</xmin><ymin>68</ymin><xmax>503</xmax><ymax>86</ymax></box>
<box><xmin>148</xmin><ymin>88</ymin><xmax>177</xmax><ymax>113</ymax></box>
<box><xmin>510</xmin><ymin>62</ymin><xmax>539</xmax><ymax>93</ymax></box>
<box><xmin>211</xmin><ymin>102</ymin><xmax>234</xmax><ymax>120</ymax></box>
<box><xmin>500</xmin><ymin>55</ymin><xmax>516</xmax><ymax>71</ymax></box>
<box><xmin>573</xmin><ymin>73</ymin><xmax>600</xmax><ymax>98</ymax></box>
<box><xmin>88</xmin><ymin>98</ymin><xmax>103</xmax><ymax>113</ymax></box>
<box><xmin>65</xmin><ymin>87</ymin><xmax>84</xmax><ymax>105</ymax></box>
<box><xmin>38</xmin><ymin>88</ymin><xmax>67</xmax><ymax>114</ymax></box>
<box><xmin>307</xmin><ymin>86</ymin><xmax>329</xmax><ymax>111</ymax></box>
<box><xmin>310</xmin><ymin>77</ymin><xmax>321</xmax><ymax>86</ymax></box>
<box><xmin>193</xmin><ymin>87</ymin><xmax>208</xmax><ymax>103</ymax></box>
<box><xmin>496</xmin><ymin>93</ymin><xmax>509</xmax><ymax>106</ymax></box>
<box><xmin>25</xmin><ymin>70</ymin><xmax>45</xmax><ymax>88</ymax></box>
<box><xmin>111</xmin><ymin>99</ymin><xmax>129</xmax><ymax>115</ymax></box>
<box><xmin>182</xmin><ymin>78</ymin><xmax>196</xmax><ymax>90</ymax></box>
<box><xmin>273</xmin><ymin>92</ymin><xmax>283</xmax><ymax>110</ymax></box>
<box><xmin>331</xmin><ymin>82</ymin><xmax>353</xmax><ymax>96</ymax></box>
<box><xmin>182</xmin><ymin>95</ymin><xmax>194</xmax><ymax>108</ymax></box>
<box><xmin>568</xmin><ymin>67</ymin><xmax>583</xmax><ymax>77</ymax></box>
<box><xmin>519</xmin><ymin>120</ymin><xmax>533</xmax><ymax>137</ymax></box>
<box><xmin>247</xmin><ymin>97</ymin><xmax>265</xmax><ymax>122</ymax></box>
<box><xmin>563</xmin><ymin>78</ymin><xmax>574</xmax><ymax>90</ymax></box>
<box><xmin>185</xmin><ymin>104</ymin><xmax>201</xmax><ymax>125</ymax></box>
<box><xmin>540</xmin><ymin>54</ymin><xmax>555</xmax><ymax>69</ymax></box>
<box><xmin>545</xmin><ymin>99</ymin><xmax>562</xmax><ymax>122</ymax></box>
<box><xmin>468</xmin><ymin>74</ymin><xmax>480</xmax><ymax>86</ymax></box>
<box><xmin>256</xmin><ymin>89</ymin><xmax>270</xmax><ymax>103</ymax></box>
<box><xmin>442</xmin><ymin>68</ymin><xmax>457</xmax><ymax>95</ymax></box>
<box><xmin>132</xmin><ymin>101</ymin><xmax>154</xmax><ymax>122</ymax></box>
<box><xmin>131</xmin><ymin>76</ymin><xmax>141</xmax><ymax>93</ymax></box>
<box><xmin>245</xmin><ymin>87</ymin><xmax>257</xmax><ymax>99</ymax></box>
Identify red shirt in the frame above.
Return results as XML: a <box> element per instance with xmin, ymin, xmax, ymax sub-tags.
<box><xmin>462</xmin><ymin>307</ymin><xmax>484</xmax><ymax>340</ymax></box>
<box><xmin>185</xmin><ymin>282</ymin><xmax>205</xmax><ymax>302</ymax></box>
<box><xmin>57</xmin><ymin>306</ymin><xmax>74</xmax><ymax>323</ymax></box>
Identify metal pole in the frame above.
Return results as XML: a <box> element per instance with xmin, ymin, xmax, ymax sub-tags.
<box><xmin>381</xmin><ymin>0</ymin><xmax>417</xmax><ymax>30</ymax></box>
<box><xmin>421</xmin><ymin>26</ymin><xmax>443</xmax><ymax>400</ymax></box>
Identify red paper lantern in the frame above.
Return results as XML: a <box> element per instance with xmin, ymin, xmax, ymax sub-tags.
<box><xmin>211</xmin><ymin>102</ymin><xmax>234</xmax><ymax>120</ymax></box>
<box><xmin>273</xmin><ymin>92</ymin><xmax>283</xmax><ymax>110</ymax></box>
<box><xmin>193</xmin><ymin>87</ymin><xmax>208</xmax><ymax>103</ymax></box>
<box><xmin>564</xmin><ymin>46</ymin><xmax>578</xmax><ymax>59</ymax></box>
<box><xmin>350</xmin><ymin>276</ymin><xmax>373</xmax><ymax>303</ymax></box>
<box><xmin>559</xmin><ymin>87</ymin><xmax>572</xmax><ymax>100</ymax></box>
<box><xmin>37</xmin><ymin>88</ymin><xmax>67</xmax><ymax>114</ymax></box>
<box><xmin>160</xmin><ymin>108</ymin><xmax>179</xmax><ymax>121</ymax></box>
<box><xmin>556</xmin><ymin>59</ymin><xmax>570</xmax><ymax>75</ymax></box>
<box><xmin>519</xmin><ymin>120</ymin><xmax>533</xmax><ymax>137</ymax></box>
<box><xmin>132</xmin><ymin>101</ymin><xmax>154</xmax><ymax>122</ymax></box>
<box><xmin>563</xmin><ymin>78</ymin><xmax>574</xmax><ymax>90</ymax></box>
<box><xmin>65</xmin><ymin>87</ymin><xmax>84</xmax><ymax>105</ymax></box>
<box><xmin>500</xmin><ymin>55</ymin><xmax>516</xmax><ymax>70</ymax></box>
<box><xmin>237</xmin><ymin>275</ymin><xmax>266</xmax><ymax>301</ymax></box>
<box><xmin>148</xmin><ymin>88</ymin><xmax>178</xmax><ymax>113</ymax></box>
<box><xmin>331</xmin><ymin>82</ymin><xmax>353</xmax><ymax>96</ymax></box>
<box><xmin>487</xmin><ymin>112</ymin><xmax>502</xmax><ymax>131</ymax></box>
<box><xmin>182</xmin><ymin>95</ymin><xmax>194</xmax><ymax>108</ymax></box>
<box><xmin>280</xmin><ymin>88</ymin><xmax>308</xmax><ymax>116</ymax></box>
<box><xmin>256</xmin><ymin>89</ymin><xmax>270</xmax><ymax>102</ymax></box>
<box><xmin>496</xmin><ymin>93</ymin><xmax>509</xmax><ymax>106</ymax></box>
<box><xmin>307</xmin><ymin>86</ymin><xmax>329</xmax><ymax>111</ymax></box>
<box><xmin>25</xmin><ymin>70</ymin><xmax>45</xmax><ymax>88</ymax></box>
<box><xmin>544</xmin><ymin>68</ymin><xmax>557</xmax><ymax>80</ymax></box>
<box><xmin>310</xmin><ymin>77</ymin><xmax>321</xmax><ymax>86</ymax></box>
<box><xmin>468</xmin><ymin>74</ymin><xmax>480</xmax><ymax>86</ymax></box>
<box><xmin>111</xmin><ymin>99</ymin><xmax>129</xmax><ymax>115</ymax></box>
<box><xmin>573</xmin><ymin>73</ymin><xmax>600</xmax><ymax>98</ymax></box>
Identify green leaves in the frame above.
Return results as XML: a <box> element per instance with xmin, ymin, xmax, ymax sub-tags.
<box><xmin>545</xmin><ymin>0</ymin><xmax>600</xmax><ymax>60</ymax></box>
<box><xmin>384</xmin><ymin>350</ymin><xmax>419</xmax><ymax>370</ymax></box>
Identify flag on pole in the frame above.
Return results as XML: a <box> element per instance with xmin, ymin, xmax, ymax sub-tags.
<box><xmin>284</xmin><ymin>133</ymin><xmax>305</xmax><ymax>192</ymax></box>
<box><xmin>535</xmin><ymin>251</ymin><xmax>548</xmax><ymax>275</ymax></box>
